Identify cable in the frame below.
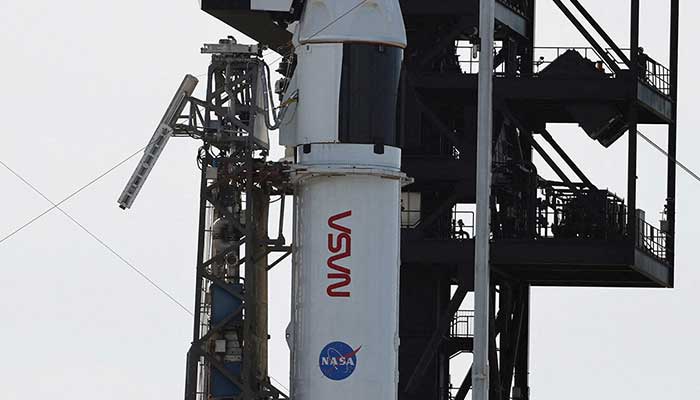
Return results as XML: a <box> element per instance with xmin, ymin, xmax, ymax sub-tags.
<box><xmin>0</xmin><ymin>159</ymin><xmax>194</xmax><ymax>316</ymax></box>
<box><xmin>0</xmin><ymin>143</ymin><xmax>155</xmax><ymax>245</ymax></box>
<box><xmin>637</xmin><ymin>130</ymin><xmax>700</xmax><ymax>182</ymax></box>
<box><xmin>0</xmin><ymin>4</ymin><xmax>368</xmax><ymax>386</ymax></box>
<box><xmin>1</xmin><ymin>158</ymin><xmax>295</xmax><ymax>394</ymax></box>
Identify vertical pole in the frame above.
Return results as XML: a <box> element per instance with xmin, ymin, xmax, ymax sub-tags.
<box><xmin>185</xmin><ymin>67</ymin><xmax>215</xmax><ymax>400</ymax></box>
<box><xmin>523</xmin><ymin>0</ymin><xmax>536</xmax><ymax>76</ymax></box>
<box><xmin>474</xmin><ymin>0</ymin><xmax>495</xmax><ymax>399</ymax></box>
<box><xmin>253</xmin><ymin>187</ymin><xmax>270</xmax><ymax>381</ymax></box>
<box><xmin>667</xmin><ymin>0</ymin><xmax>679</xmax><ymax>276</ymax></box>
<box><xmin>243</xmin><ymin>144</ymin><xmax>257</xmax><ymax>398</ymax></box>
<box><xmin>513</xmin><ymin>285</ymin><xmax>530</xmax><ymax>400</ymax></box>
<box><xmin>627</xmin><ymin>0</ymin><xmax>640</xmax><ymax>241</ymax></box>
<box><xmin>185</xmin><ymin>151</ymin><xmax>211</xmax><ymax>400</ymax></box>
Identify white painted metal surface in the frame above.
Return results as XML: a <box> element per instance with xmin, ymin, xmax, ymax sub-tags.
<box><xmin>290</xmin><ymin>143</ymin><xmax>403</xmax><ymax>400</ymax></box>
<box><xmin>117</xmin><ymin>74</ymin><xmax>198</xmax><ymax>209</ymax></box>
<box><xmin>474</xmin><ymin>0</ymin><xmax>495</xmax><ymax>399</ymax></box>
<box><xmin>254</xmin><ymin>63</ymin><xmax>271</xmax><ymax>148</ymax></box>
<box><xmin>283</xmin><ymin>1</ymin><xmax>407</xmax><ymax>398</ymax></box>
<box><xmin>281</xmin><ymin>43</ymin><xmax>343</xmax><ymax>147</ymax></box>
<box><xmin>281</xmin><ymin>0</ymin><xmax>406</xmax><ymax>148</ymax></box>
<box><xmin>298</xmin><ymin>0</ymin><xmax>407</xmax><ymax>47</ymax></box>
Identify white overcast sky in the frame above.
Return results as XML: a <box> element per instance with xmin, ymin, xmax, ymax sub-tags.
<box><xmin>1</xmin><ymin>1</ymin><xmax>698</xmax><ymax>399</ymax></box>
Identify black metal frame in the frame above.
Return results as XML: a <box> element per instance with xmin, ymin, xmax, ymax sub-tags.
<box><xmin>395</xmin><ymin>1</ymin><xmax>679</xmax><ymax>399</ymax></box>
<box><xmin>182</xmin><ymin>47</ymin><xmax>291</xmax><ymax>400</ymax></box>
<box><xmin>197</xmin><ymin>0</ymin><xmax>681</xmax><ymax>398</ymax></box>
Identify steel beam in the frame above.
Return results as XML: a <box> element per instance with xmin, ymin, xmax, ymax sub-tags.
<box><xmin>455</xmin><ymin>367</ymin><xmax>473</xmax><ymax>400</ymax></box>
<box><xmin>551</xmin><ymin>0</ymin><xmax>620</xmax><ymax>73</ymax></box>
<box><xmin>568</xmin><ymin>0</ymin><xmax>631</xmax><ymax>67</ymax></box>
<box><xmin>495</xmin><ymin>2</ymin><xmax>528</xmax><ymax>38</ymax></box>
<box><xmin>539</xmin><ymin>129</ymin><xmax>596</xmax><ymax>188</ymax></box>
<box><xmin>528</xmin><ymin>135</ymin><xmax>573</xmax><ymax>186</ymax></box>
<box><xmin>403</xmin><ymin>283</ymin><xmax>469</xmax><ymax>395</ymax></box>
<box><xmin>627</xmin><ymin>0</ymin><xmax>639</xmax><ymax>240</ymax></box>
<box><xmin>513</xmin><ymin>286</ymin><xmax>530</xmax><ymax>400</ymax></box>
<box><xmin>413</xmin><ymin>94</ymin><xmax>464</xmax><ymax>151</ymax></box>
<box><xmin>666</xmin><ymin>0</ymin><xmax>679</xmax><ymax>276</ymax></box>
<box><xmin>184</xmin><ymin>151</ymin><xmax>211</xmax><ymax>400</ymax></box>
<box><xmin>473</xmin><ymin>0</ymin><xmax>495</xmax><ymax>399</ymax></box>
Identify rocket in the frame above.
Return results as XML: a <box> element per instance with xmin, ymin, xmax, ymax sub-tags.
<box><xmin>117</xmin><ymin>0</ymin><xmax>407</xmax><ymax>397</ymax></box>
<box><xmin>278</xmin><ymin>0</ymin><xmax>407</xmax><ymax>399</ymax></box>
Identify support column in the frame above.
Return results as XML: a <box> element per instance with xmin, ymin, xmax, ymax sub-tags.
<box><xmin>185</xmin><ymin>151</ymin><xmax>211</xmax><ymax>400</ymax></box>
<box><xmin>474</xmin><ymin>0</ymin><xmax>495</xmax><ymax>399</ymax></box>
<box><xmin>667</xmin><ymin>0</ymin><xmax>679</xmax><ymax>275</ymax></box>
<box><xmin>513</xmin><ymin>285</ymin><xmax>530</xmax><ymax>400</ymax></box>
<box><xmin>252</xmin><ymin>187</ymin><xmax>270</xmax><ymax>383</ymax></box>
<box><xmin>627</xmin><ymin>0</ymin><xmax>640</xmax><ymax>241</ymax></box>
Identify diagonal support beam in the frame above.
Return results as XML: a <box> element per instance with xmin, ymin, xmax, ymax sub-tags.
<box><xmin>267</xmin><ymin>250</ymin><xmax>291</xmax><ymax>271</ymax></box>
<box><xmin>455</xmin><ymin>366</ymin><xmax>473</xmax><ymax>400</ymax></box>
<box><xmin>416</xmin><ymin>191</ymin><xmax>460</xmax><ymax>232</ymax></box>
<box><xmin>529</xmin><ymin>137</ymin><xmax>573</xmax><ymax>185</ymax></box>
<box><xmin>413</xmin><ymin>92</ymin><xmax>464</xmax><ymax>151</ymax></box>
<box><xmin>417</xmin><ymin>16</ymin><xmax>473</xmax><ymax>71</ymax></box>
<box><xmin>551</xmin><ymin>0</ymin><xmax>620</xmax><ymax>73</ymax></box>
<box><xmin>495</xmin><ymin>2</ymin><xmax>528</xmax><ymax>38</ymax></box>
<box><xmin>568</xmin><ymin>0</ymin><xmax>631</xmax><ymax>67</ymax></box>
<box><xmin>489</xmin><ymin>289</ymin><xmax>504</xmax><ymax>400</ymax></box>
<box><xmin>501</xmin><ymin>107</ymin><xmax>574</xmax><ymax>186</ymax></box>
<box><xmin>453</xmin><ymin>302</ymin><xmax>514</xmax><ymax>400</ymax></box>
<box><xmin>538</xmin><ymin>129</ymin><xmax>596</xmax><ymax>189</ymax></box>
<box><xmin>500</xmin><ymin>286</ymin><xmax>527</xmax><ymax>395</ymax></box>
<box><xmin>404</xmin><ymin>283</ymin><xmax>470</xmax><ymax>394</ymax></box>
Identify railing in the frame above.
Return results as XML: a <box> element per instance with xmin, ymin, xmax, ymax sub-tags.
<box><xmin>533</xmin><ymin>46</ymin><xmax>624</xmax><ymax>74</ymax></box>
<box><xmin>452</xmin><ymin>210</ymin><xmax>475</xmax><ymax>239</ymax></box>
<box><xmin>450</xmin><ymin>310</ymin><xmax>475</xmax><ymax>338</ymax></box>
<box><xmin>455</xmin><ymin>44</ymin><xmax>503</xmax><ymax>75</ymax></box>
<box><xmin>455</xmin><ymin>43</ymin><xmax>672</xmax><ymax>96</ymax></box>
<box><xmin>641</xmin><ymin>54</ymin><xmax>671</xmax><ymax>96</ymax></box>
<box><xmin>537</xmin><ymin>181</ymin><xmax>671</xmax><ymax>263</ymax></box>
<box><xmin>536</xmin><ymin>182</ymin><xmax>627</xmax><ymax>240</ymax></box>
<box><xmin>401</xmin><ymin>208</ymin><xmax>476</xmax><ymax>239</ymax></box>
<box><xmin>455</xmin><ymin>44</ymin><xmax>622</xmax><ymax>75</ymax></box>
<box><xmin>637</xmin><ymin>217</ymin><xmax>668</xmax><ymax>261</ymax></box>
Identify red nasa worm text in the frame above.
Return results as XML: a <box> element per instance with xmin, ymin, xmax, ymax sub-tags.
<box><xmin>327</xmin><ymin>210</ymin><xmax>352</xmax><ymax>297</ymax></box>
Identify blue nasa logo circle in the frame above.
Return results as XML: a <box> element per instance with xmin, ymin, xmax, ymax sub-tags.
<box><xmin>318</xmin><ymin>341</ymin><xmax>361</xmax><ymax>381</ymax></box>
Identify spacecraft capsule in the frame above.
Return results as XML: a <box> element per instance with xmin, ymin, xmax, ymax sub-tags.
<box><xmin>282</xmin><ymin>1</ymin><xmax>407</xmax><ymax>399</ymax></box>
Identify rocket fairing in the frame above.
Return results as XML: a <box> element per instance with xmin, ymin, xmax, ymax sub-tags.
<box><xmin>278</xmin><ymin>0</ymin><xmax>408</xmax><ymax>399</ymax></box>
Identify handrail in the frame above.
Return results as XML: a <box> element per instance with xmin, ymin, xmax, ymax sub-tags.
<box><xmin>450</xmin><ymin>310</ymin><xmax>475</xmax><ymax>338</ymax></box>
<box><xmin>636</xmin><ymin>217</ymin><xmax>668</xmax><ymax>261</ymax></box>
<box><xmin>401</xmin><ymin>208</ymin><xmax>476</xmax><ymax>239</ymax></box>
<box><xmin>454</xmin><ymin>44</ymin><xmax>672</xmax><ymax>96</ymax></box>
<box><xmin>536</xmin><ymin>182</ymin><xmax>671</xmax><ymax>263</ymax></box>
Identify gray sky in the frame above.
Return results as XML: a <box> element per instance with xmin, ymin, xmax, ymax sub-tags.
<box><xmin>0</xmin><ymin>1</ymin><xmax>698</xmax><ymax>399</ymax></box>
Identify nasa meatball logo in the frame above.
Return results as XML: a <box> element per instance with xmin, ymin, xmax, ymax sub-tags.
<box><xmin>318</xmin><ymin>341</ymin><xmax>362</xmax><ymax>381</ymax></box>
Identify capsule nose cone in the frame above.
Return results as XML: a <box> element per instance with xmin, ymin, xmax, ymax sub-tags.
<box><xmin>298</xmin><ymin>0</ymin><xmax>407</xmax><ymax>47</ymax></box>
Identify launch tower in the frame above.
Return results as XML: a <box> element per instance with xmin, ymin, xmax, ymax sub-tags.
<box><xmin>122</xmin><ymin>0</ymin><xmax>680</xmax><ymax>399</ymax></box>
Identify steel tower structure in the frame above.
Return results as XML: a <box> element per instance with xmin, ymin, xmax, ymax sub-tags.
<box><xmin>120</xmin><ymin>39</ymin><xmax>293</xmax><ymax>399</ymax></box>
<box><xmin>181</xmin><ymin>41</ymin><xmax>292</xmax><ymax>400</ymax></box>
<box><xmin>204</xmin><ymin>0</ymin><xmax>680</xmax><ymax>398</ymax></box>
<box><xmin>123</xmin><ymin>0</ymin><xmax>680</xmax><ymax>399</ymax></box>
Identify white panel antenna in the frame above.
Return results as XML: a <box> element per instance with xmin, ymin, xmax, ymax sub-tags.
<box><xmin>118</xmin><ymin>75</ymin><xmax>199</xmax><ymax>209</ymax></box>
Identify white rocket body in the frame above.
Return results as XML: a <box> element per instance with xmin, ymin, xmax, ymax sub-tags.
<box><xmin>290</xmin><ymin>145</ymin><xmax>403</xmax><ymax>398</ymax></box>
<box><xmin>279</xmin><ymin>1</ymin><xmax>407</xmax><ymax>399</ymax></box>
